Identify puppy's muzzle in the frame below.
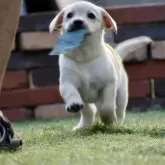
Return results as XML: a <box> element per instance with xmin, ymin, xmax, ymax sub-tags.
<box><xmin>68</xmin><ymin>20</ymin><xmax>85</xmax><ymax>32</ymax></box>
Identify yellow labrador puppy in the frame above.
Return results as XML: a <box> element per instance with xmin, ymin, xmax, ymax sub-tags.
<box><xmin>49</xmin><ymin>1</ymin><xmax>152</xmax><ymax>131</ymax></box>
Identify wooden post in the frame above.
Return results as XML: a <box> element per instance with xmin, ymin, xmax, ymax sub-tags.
<box><xmin>0</xmin><ymin>0</ymin><xmax>22</xmax><ymax>90</ymax></box>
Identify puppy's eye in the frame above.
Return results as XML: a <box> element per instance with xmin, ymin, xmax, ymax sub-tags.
<box><xmin>67</xmin><ymin>12</ymin><xmax>74</xmax><ymax>19</ymax></box>
<box><xmin>87</xmin><ymin>12</ymin><xmax>96</xmax><ymax>19</ymax></box>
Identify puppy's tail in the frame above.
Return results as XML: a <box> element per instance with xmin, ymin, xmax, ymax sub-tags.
<box><xmin>115</xmin><ymin>36</ymin><xmax>152</xmax><ymax>60</ymax></box>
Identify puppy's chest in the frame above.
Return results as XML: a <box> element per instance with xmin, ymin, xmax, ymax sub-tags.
<box><xmin>77</xmin><ymin>65</ymin><xmax>106</xmax><ymax>102</ymax></box>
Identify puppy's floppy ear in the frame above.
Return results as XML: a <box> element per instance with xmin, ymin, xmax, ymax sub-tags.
<box><xmin>100</xmin><ymin>8</ymin><xmax>117</xmax><ymax>34</ymax></box>
<box><xmin>49</xmin><ymin>10</ymin><xmax>64</xmax><ymax>33</ymax></box>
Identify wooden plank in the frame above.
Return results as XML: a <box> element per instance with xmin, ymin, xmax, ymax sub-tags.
<box><xmin>1</xmin><ymin>108</ymin><xmax>32</xmax><ymax>121</ymax></box>
<box><xmin>34</xmin><ymin>104</ymin><xmax>77</xmax><ymax>119</ymax></box>
<box><xmin>0</xmin><ymin>86</ymin><xmax>63</xmax><ymax>108</ymax></box>
<box><xmin>2</xmin><ymin>71</ymin><xmax>28</xmax><ymax>91</ymax></box>
<box><xmin>127</xmin><ymin>98</ymin><xmax>151</xmax><ymax>110</ymax></box>
<box><xmin>19</xmin><ymin>31</ymin><xmax>59</xmax><ymax>50</ymax></box>
<box><xmin>18</xmin><ymin>12</ymin><xmax>56</xmax><ymax>32</ymax></box>
<box><xmin>128</xmin><ymin>98</ymin><xmax>165</xmax><ymax>110</ymax></box>
<box><xmin>7</xmin><ymin>51</ymin><xmax>59</xmax><ymax>70</ymax></box>
<box><xmin>115</xmin><ymin>23</ymin><xmax>165</xmax><ymax>42</ymax></box>
<box><xmin>129</xmin><ymin>80</ymin><xmax>150</xmax><ymax>98</ymax></box>
<box><xmin>152</xmin><ymin>41</ymin><xmax>165</xmax><ymax>59</ymax></box>
<box><xmin>151</xmin><ymin>98</ymin><xmax>165</xmax><ymax>107</ymax></box>
<box><xmin>30</xmin><ymin>67</ymin><xmax>59</xmax><ymax>87</ymax></box>
<box><xmin>108</xmin><ymin>3</ymin><xmax>165</xmax><ymax>25</ymax></box>
<box><xmin>154</xmin><ymin>79</ymin><xmax>165</xmax><ymax>97</ymax></box>
<box><xmin>18</xmin><ymin>3</ymin><xmax>165</xmax><ymax>32</ymax></box>
<box><xmin>125</xmin><ymin>61</ymin><xmax>165</xmax><ymax>80</ymax></box>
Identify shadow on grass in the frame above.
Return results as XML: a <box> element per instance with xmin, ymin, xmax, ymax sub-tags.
<box><xmin>73</xmin><ymin>123</ymin><xmax>165</xmax><ymax>138</ymax></box>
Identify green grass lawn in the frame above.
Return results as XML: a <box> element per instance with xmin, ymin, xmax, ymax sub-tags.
<box><xmin>0</xmin><ymin>110</ymin><xmax>165</xmax><ymax>165</ymax></box>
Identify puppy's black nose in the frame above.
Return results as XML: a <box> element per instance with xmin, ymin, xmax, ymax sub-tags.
<box><xmin>69</xmin><ymin>20</ymin><xmax>84</xmax><ymax>31</ymax></box>
<box><xmin>73</xmin><ymin>20</ymin><xmax>83</xmax><ymax>26</ymax></box>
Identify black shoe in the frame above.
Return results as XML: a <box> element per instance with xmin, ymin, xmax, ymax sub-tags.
<box><xmin>0</xmin><ymin>111</ymin><xmax>22</xmax><ymax>151</ymax></box>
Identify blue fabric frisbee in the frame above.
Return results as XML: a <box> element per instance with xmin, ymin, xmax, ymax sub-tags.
<box><xmin>49</xmin><ymin>29</ymin><xmax>87</xmax><ymax>55</ymax></box>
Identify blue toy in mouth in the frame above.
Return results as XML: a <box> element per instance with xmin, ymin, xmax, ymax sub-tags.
<box><xmin>49</xmin><ymin>29</ymin><xmax>87</xmax><ymax>55</ymax></box>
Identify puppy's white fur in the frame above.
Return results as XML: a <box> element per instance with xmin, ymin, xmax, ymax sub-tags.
<box><xmin>49</xmin><ymin>1</ymin><xmax>152</xmax><ymax>131</ymax></box>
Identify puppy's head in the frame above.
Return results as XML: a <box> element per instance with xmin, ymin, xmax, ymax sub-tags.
<box><xmin>49</xmin><ymin>1</ymin><xmax>117</xmax><ymax>34</ymax></box>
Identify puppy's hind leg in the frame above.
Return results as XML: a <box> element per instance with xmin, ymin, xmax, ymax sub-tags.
<box><xmin>73</xmin><ymin>103</ymin><xmax>97</xmax><ymax>131</ymax></box>
<box><xmin>99</xmin><ymin>84</ymin><xmax>117</xmax><ymax>124</ymax></box>
<box><xmin>116</xmin><ymin>74</ymin><xmax>128</xmax><ymax>124</ymax></box>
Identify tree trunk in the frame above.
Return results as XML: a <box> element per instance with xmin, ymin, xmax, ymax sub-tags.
<box><xmin>0</xmin><ymin>0</ymin><xmax>22</xmax><ymax>90</ymax></box>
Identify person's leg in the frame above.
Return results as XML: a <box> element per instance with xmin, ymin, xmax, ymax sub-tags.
<box><xmin>0</xmin><ymin>0</ymin><xmax>22</xmax><ymax>88</ymax></box>
<box><xmin>0</xmin><ymin>0</ymin><xmax>22</xmax><ymax>151</ymax></box>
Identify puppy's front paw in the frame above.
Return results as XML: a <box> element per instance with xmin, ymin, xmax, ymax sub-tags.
<box><xmin>66</xmin><ymin>103</ymin><xmax>84</xmax><ymax>113</ymax></box>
